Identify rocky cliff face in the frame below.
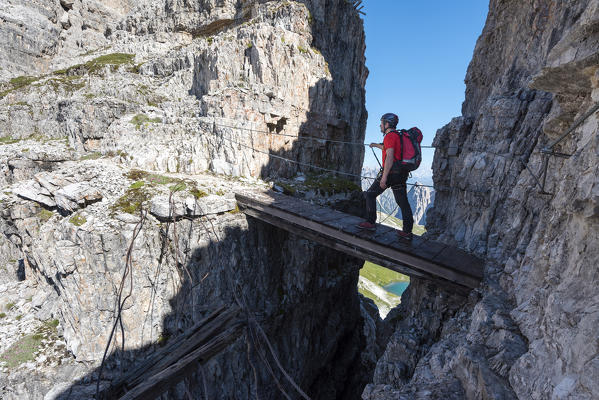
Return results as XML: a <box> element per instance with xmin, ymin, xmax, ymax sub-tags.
<box><xmin>366</xmin><ymin>1</ymin><xmax>599</xmax><ymax>399</ymax></box>
<box><xmin>0</xmin><ymin>1</ymin><xmax>376</xmax><ymax>399</ymax></box>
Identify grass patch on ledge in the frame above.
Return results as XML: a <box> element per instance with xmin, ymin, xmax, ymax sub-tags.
<box><xmin>130</xmin><ymin>114</ymin><xmax>162</xmax><ymax>129</ymax></box>
<box><xmin>0</xmin><ymin>136</ymin><xmax>21</xmax><ymax>145</ymax></box>
<box><xmin>38</xmin><ymin>209</ymin><xmax>54</xmax><ymax>223</ymax></box>
<box><xmin>0</xmin><ymin>334</ymin><xmax>44</xmax><ymax>368</ymax></box>
<box><xmin>79</xmin><ymin>152</ymin><xmax>103</xmax><ymax>161</ymax></box>
<box><xmin>0</xmin><ymin>76</ymin><xmax>40</xmax><ymax>98</ymax></box>
<box><xmin>54</xmin><ymin>53</ymin><xmax>136</xmax><ymax>76</ymax></box>
<box><xmin>112</xmin><ymin>186</ymin><xmax>150</xmax><ymax>215</ymax></box>
<box><xmin>0</xmin><ymin>318</ymin><xmax>60</xmax><ymax>369</ymax></box>
<box><xmin>116</xmin><ymin>169</ymin><xmax>210</xmax><ymax>214</ymax></box>
<box><xmin>69</xmin><ymin>214</ymin><xmax>87</xmax><ymax>227</ymax></box>
<box><xmin>189</xmin><ymin>188</ymin><xmax>208</xmax><ymax>199</ymax></box>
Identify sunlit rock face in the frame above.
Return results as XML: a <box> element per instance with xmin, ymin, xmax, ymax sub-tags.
<box><xmin>365</xmin><ymin>1</ymin><xmax>599</xmax><ymax>399</ymax></box>
<box><xmin>0</xmin><ymin>1</ymin><xmax>376</xmax><ymax>399</ymax></box>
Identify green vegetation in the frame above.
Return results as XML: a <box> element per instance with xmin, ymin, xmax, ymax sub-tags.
<box><xmin>0</xmin><ymin>319</ymin><xmax>60</xmax><ymax>369</ymax></box>
<box><xmin>359</xmin><ymin>285</ymin><xmax>400</xmax><ymax>312</ymax></box>
<box><xmin>113</xmin><ymin>185</ymin><xmax>150</xmax><ymax>215</ymax></box>
<box><xmin>157</xmin><ymin>333</ymin><xmax>169</xmax><ymax>346</ymax></box>
<box><xmin>79</xmin><ymin>152</ymin><xmax>102</xmax><ymax>161</ymax></box>
<box><xmin>43</xmin><ymin>75</ymin><xmax>86</xmax><ymax>93</ymax></box>
<box><xmin>115</xmin><ymin>169</ymin><xmax>209</xmax><ymax>214</ymax></box>
<box><xmin>169</xmin><ymin>182</ymin><xmax>187</xmax><ymax>192</ymax></box>
<box><xmin>38</xmin><ymin>209</ymin><xmax>54</xmax><ymax>223</ymax></box>
<box><xmin>54</xmin><ymin>53</ymin><xmax>135</xmax><ymax>76</ymax></box>
<box><xmin>129</xmin><ymin>62</ymin><xmax>145</xmax><ymax>74</ymax></box>
<box><xmin>0</xmin><ymin>313</ymin><xmax>6</xmax><ymax>318</ymax></box>
<box><xmin>247</xmin><ymin>42</ymin><xmax>253</xmax><ymax>49</ymax></box>
<box><xmin>297</xmin><ymin>45</ymin><xmax>309</xmax><ymax>54</ymax></box>
<box><xmin>0</xmin><ymin>136</ymin><xmax>20</xmax><ymax>145</ymax></box>
<box><xmin>46</xmin><ymin>319</ymin><xmax>59</xmax><ymax>328</ymax></box>
<box><xmin>84</xmin><ymin>53</ymin><xmax>135</xmax><ymax>73</ymax></box>
<box><xmin>304</xmin><ymin>173</ymin><xmax>360</xmax><ymax>195</ymax></box>
<box><xmin>15</xmin><ymin>315</ymin><xmax>22</xmax><ymax>321</ymax></box>
<box><xmin>130</xmin><ymin>114</ymin><xmax>162</xmax><ymax>129</ymax></box>
<box><xmin>190</xmin><ymin>188</ymin><xmax>208</xmax><ymax>199</ymax></box>
<box><xmin>0</xmin><ymin>76</ymin><xmax>40</xmax><ymax>98</ymax></box>
<box><xmin>129</xmin><ymin>181</ymin><xmax>145</xmax><ymax>189</ymax></box>
<box><xmin>69</xmin><ymin>214</ymin><xmax>87</xmax><ymax>226</ymax></box>
<box><xmin>127</xmin><ymin>169</ymin><xmax>179</xmax><ymax>185</ymax></box>
<box><xmin>360</xmin><ymin>261</ymin><xmax>410</xmax><ymax>287</ymax></box>
<box><xmin>5</xmin><ymin>302</ymin><xmax>15</xmax><ymax>311</ymax></box>
<box><xmin>21</xmin><ymin>148</ymin><xmax>29</xmax><ymax>152</ymax></box>
<box><xmin>0</xmin><ymin>334</ymin><xmax>44</xmax><ymax>368</ymax></box>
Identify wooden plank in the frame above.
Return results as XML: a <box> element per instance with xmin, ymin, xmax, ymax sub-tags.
<box><xmin>237</xmin><ymin>193</ymin><xmax>481</xmax><ymax>289</ymax></box>
<box><xmin>124</xmin><ymin>307</ymin><xmax>240</xmax><ymax>391</ymax></box>
<box><xmin>303</xmin><ymin>207</ymin><xmax>344</xmax><ymax>222</ymax></box>
<box><xmin>433</xmin><ymin>247</ymin><xmax>484</xmax><ymax>279</ymax></box>
<box><xmin>101</xmin><ymin>306</ymin><xmax>228</xmax><ymax>399</ymax></box>
<box><xmin>271</xmin><ymin>200</ymin><xmax>313</xmax><ymax>216</ymax></box>
<box><xmin>306</xmin><ymin>208</ymin><xmax>351</xmax><ymax>224</ymax></box>
<box><xmin>371</xmin><ymin>225</ymin><xmax>396</xmax><ymax>240</ymax></box>
<box><xmin>119</xmin><ymin>323</ymin><xmax>243</xmax><ymax>400</ymax></box>
<box><xmin>322</xmin><ymin>215</ymin><xmax>364</xmax><ymax>231</ymax></box>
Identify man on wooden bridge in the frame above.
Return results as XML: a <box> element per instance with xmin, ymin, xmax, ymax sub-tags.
<box><xmin>357</xmin><ymin>113</ymin><xmax>418</xmax><ymax>241</ymax></box>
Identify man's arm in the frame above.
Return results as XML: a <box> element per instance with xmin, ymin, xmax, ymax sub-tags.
<box><xmin>369</xmin><ymin>143</ymin><xmax>384</xmax><ymax>150</ymax></box>
<box><xmin>380</xmin><ymin>148</ymin><xmax>394</xmax><ymax>189</ymax></box>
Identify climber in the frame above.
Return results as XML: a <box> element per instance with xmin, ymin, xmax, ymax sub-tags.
<box><xmin>357</xmin><ymin>113</ymin><xmax>414</xmax><ymax>241</ymax></box>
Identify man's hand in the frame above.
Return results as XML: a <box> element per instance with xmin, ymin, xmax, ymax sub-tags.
<box><xmin>380</xmin><ymin>177</ymin><xmax>388</xmax><ymax>189</ymax></box>
<box><xmin>370</xmin><ymin>143</ymin><xmax>383</xmax><ymax>149</ymax></box>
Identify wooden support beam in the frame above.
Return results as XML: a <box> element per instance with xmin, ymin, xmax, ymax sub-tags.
<box><xmin>99</xmin><ymin>307</ymin><xmax>243</xmax><ymax>400</ymax></box>
<box><xmin>119</xmin><ymin>323</ymin><xmax>244</xmax><ymax>400</ymax></box>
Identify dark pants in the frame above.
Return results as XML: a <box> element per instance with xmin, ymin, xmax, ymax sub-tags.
<box><xmin>365</xmin><ymin>169</ymin><xmax>413</xmax><ymax>233</ymax></box>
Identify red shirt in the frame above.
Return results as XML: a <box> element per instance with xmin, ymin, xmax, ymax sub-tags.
<box><xmin>382</xmin><ymin>131</ymin><xmax>402</xmax><ymax>166</ymax></box>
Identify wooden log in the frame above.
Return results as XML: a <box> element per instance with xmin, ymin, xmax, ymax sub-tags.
<box><xmin>101</xmin><ymin>306</ymin><xmax>240</xmax><ymax>399</ymax></box>
<box><xmin>124</xmin><ymin>307</ymin><xmax>241</xmax><ymax>391</ymax></box>
<box><xmin>119</xmin><ymin>322</ymin><xmax>244</xmax><ymax>400</ymax></box>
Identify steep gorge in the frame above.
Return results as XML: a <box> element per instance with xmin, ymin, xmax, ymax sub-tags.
<box><xmin>1</xmin><ymin>0</ymin><xmax>598</xmax><ymax>399</ymax></box>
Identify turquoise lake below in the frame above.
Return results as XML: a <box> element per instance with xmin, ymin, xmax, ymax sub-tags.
<box><xmin>384</xmin><ymin>281</ymin><xmax>409</xmax><ymax>296</ymax></box>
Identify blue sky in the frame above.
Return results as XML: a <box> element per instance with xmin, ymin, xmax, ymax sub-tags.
<box><xmin>361</xmin><ymin>1</ymin><xmax>489</xmax><ymax>179</ymax></box>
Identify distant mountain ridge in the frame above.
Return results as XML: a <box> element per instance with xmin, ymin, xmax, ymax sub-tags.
<box><xmin>361</xmin><ymin>166</ymin><xmax>435</xmax><ymax>226</ymax></box>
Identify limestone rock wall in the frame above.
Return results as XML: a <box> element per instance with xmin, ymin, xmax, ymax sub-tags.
<box><xmin>366</xmin><ymin>1</ymin><xmax>599</xmax><ymax>399</ymax></box>
<box><xmin>0</xmin><ymin>1</ymin><xmax>373</xmax><ymax>399</ymax></box>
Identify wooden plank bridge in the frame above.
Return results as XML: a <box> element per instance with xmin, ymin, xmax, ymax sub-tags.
<box><xmin>236</xmin><ymin>191</ymin><xmax>484</xmax><ymax>291</ymax></box>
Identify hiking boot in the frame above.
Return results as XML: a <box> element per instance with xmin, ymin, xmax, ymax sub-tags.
<box><xmin>397</xmin><ymin>230</ymin><xmax>413</xmax><ymax>241</ymax></box>
<box><xmin>356</xmin><ymin>221</ymin><xmax>376</xmax><ymax>231</ymax></box>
